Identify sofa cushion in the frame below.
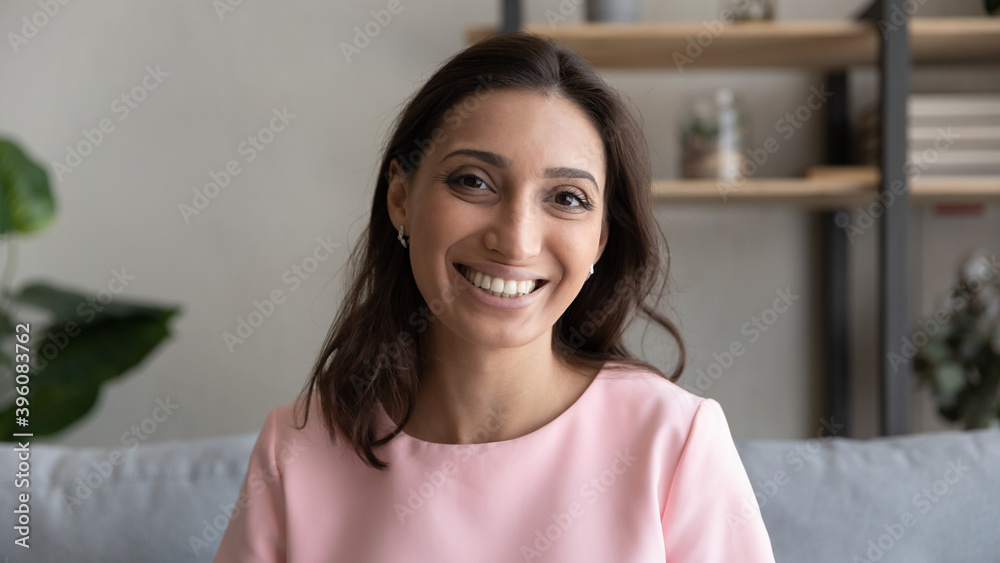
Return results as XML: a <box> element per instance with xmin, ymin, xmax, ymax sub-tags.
<box><xmin>735</xmin><ymin>428</ymin><xmax>1000</xmax><ymax>562</ymax></box>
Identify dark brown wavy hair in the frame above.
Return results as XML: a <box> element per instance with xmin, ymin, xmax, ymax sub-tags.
<box><xmin>294</xmin><ymin>31</ymin><xmax>685</xmax><ymax>470</ymax></box>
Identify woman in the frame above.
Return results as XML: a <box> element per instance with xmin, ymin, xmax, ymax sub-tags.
<box><xmin>215</xmin><ymin>32</ymin><xmax>775</xmax><ymax>562</ymax></box>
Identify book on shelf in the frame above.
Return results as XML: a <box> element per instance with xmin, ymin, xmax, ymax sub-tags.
<box><xmin>857</xmin><ymin>93</ymin><xmax>1000</xmax><ymax>176</ymax></box>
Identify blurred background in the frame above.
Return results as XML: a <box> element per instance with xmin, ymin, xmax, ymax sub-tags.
<box><xmin>1</xmin><ymin>0</ymin><xmax>998</xmax><ymax>450</ymax></box>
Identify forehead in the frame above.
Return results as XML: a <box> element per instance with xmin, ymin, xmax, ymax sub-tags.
<box><xmin>430</xmin><ymin>89</ymin><xmax>606</xmax><ymax>181</ymax></box>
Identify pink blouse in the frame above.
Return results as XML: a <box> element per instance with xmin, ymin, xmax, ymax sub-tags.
<box><xmin>214</xmin><ymin>363</ymin><xmax>776</xmax><ymax>562</ymax></box>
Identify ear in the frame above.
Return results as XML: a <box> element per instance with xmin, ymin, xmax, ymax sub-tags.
<box><xmin>386</xmin><ymin>157</ymin><xmax>410</xmax><ymax>230</ymax></box>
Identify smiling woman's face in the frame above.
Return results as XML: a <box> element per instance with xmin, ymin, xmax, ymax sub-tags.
<box><xmin>387</xmin><ymin>88</ymin><xmax>609</xmax><ymax>350</ymax></box>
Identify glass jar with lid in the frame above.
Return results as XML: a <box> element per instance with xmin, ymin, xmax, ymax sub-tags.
<box><xmin>679</xmin><ymin>88</ymin><xmax>749</xmax><ymax>182</ymax></box>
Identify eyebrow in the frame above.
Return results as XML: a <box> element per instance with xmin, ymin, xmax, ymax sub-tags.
<box><xmin>440</xmin><ymin>149</ymin><xmax>600</xmax><ymax>191</ymax></box>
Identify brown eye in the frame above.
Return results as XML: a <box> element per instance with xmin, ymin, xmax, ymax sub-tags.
<box><xmin>555</xmin><ymin>192</ymin><xmax>580</xmax><ymax>207</ymax></box>
<box><xmin>554</xmin><ymin>189</ymin><xmax>594</xmax><ymax>211</ymax></box>
<box><xmin>459</xmin><ymin>175</ymin><xmax>485</xmax><ymax>190</ymax></box>
<box><xmin>442</xmin><ymin>172</ymin><xmax>488</xmax><ymax>191</ymax></box>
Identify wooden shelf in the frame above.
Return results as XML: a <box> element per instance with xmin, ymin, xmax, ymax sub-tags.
<box><xmin>910</xmin><ymin>18</ymin><xmax>1000</xmax><ymax>65</ymax></box>
<box><xmin>652</xmin><ymin>168</ymin><xmax>1000</xmax><ymax>207</ymax></box>
<box><xmin>466</xmin><ymin>18</ymin><xmax>1000</xmax><ymax>69</ymax></box>
<box><xmin>653</xmin><ymin>177</ymin><xmax>870</xmax><ymax>207</ymax></box>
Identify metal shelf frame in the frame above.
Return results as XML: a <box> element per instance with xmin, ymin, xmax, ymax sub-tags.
<box><xmin>870</xmin><ymin>0</ymin><xmax>912</xmax><ymax>436</ymax></box>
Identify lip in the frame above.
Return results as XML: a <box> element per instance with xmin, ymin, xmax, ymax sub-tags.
<box><xmin>452</xmin><ymin>263</ymin><xmax>548</xmax><ymax>310</ymax></box>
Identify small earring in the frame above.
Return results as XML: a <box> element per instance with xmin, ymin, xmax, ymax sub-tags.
<box><xmin>397</xmin><ymin>225</ymin><xmax>408</xmax><ymax>249</ymax></box>
<box><xmin>590</xmin><ymin>264</ymin><xmax>595</xmax><ymax>275</ymax></box>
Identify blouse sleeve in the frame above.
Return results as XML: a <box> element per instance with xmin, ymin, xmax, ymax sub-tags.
<box><xmin>214</xmin><ymin>408</ymin><xmax>287</xmax><ymax>563</ymax></box>
<box><xmin>661</xmin><ymin>398</ymin><xmax>776</xmax><ymax>562</ymax></box>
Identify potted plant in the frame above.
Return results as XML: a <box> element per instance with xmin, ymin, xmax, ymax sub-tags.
<box><xmin>914</xmin><ymin>249</ymin><xmax>1000</xmax><ymax>430</ymax></box>
<box><xmin>0</xmin><ymin>137</ymin><xmax>180</xmax><ymax>438</ymax></box>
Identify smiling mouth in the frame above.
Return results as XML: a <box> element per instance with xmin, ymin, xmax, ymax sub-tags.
<box><xmin>453</xmin><ymin>263</ymin><xmax>548</xmax><ymax>298</ymax></box>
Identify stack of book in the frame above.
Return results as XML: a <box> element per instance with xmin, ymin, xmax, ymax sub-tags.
<box><xmin>857</xmin><ymin>93</ymin><xmax>1000</xmax><ymax>176</ymax></box>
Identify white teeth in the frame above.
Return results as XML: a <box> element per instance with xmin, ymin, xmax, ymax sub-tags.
<box><xmin>490</xmin><ymin>277</ymin><xmax>505</xmax><ymax>293</ymax></box>
<box><xmin>460</xmin><ymin>265</ymin><xmax>537</xmax><ymax>298</ymax></box>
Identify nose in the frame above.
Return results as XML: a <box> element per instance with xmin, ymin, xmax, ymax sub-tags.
<box><xmin>483</xmin><ymin>193</ymin><xmax>541</xmax><ymax>263</ymax></box>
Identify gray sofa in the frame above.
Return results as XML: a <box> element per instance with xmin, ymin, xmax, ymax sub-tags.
<box><xmin>1</xmin><ymin>428</ymin><xmax>997</xmax><ymax>562</ymax></box>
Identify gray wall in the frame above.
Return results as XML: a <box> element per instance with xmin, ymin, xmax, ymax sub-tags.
<box><xmin>0</xmin><ymin>0</ymin><xmax>995</xmax><ymax>447</ymax></box>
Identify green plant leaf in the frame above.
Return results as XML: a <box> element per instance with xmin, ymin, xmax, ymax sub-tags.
<box><xmin>0</xmin><ymin>308</ymin><xmax>16</xmax><ymax>385</ymax></box>
<box><xmin>10</xmin><ymin>281</ymin><xmax>175</xmax><ymax>325</ymax></box>
<box><xmin>933</xmin><ymin>362</ymin><xmax>966</xmax><ymax>407</ymax></box>
<box><xmin>961</xmin><ymin>388</ymin><xmax>999</xmax><ymax>429</ymax></box>
<box><xmin>0</xmin><ymin>349</ymin><xmax>11</xmax><ymax>383</ymax></box>
<box><xmin>988</xmin><ymin>0</ymin><xmax>1000</xmax><ymax>16</ymax></box>
<box><xmin>0</xmin><ymin>305</ymin><xmax>14</xmax><ymax>335</ymax></box>
<box><xmin>917</xmin><ymin>337</ymin><xmax>951</xmax><ymax>366</ymax></box>
<box><xmin>0</xmin><ymin>139</ymin><xmax>56</xmax><ymax>236</ymax></box>
<box><xmin>0</xmin><ymin>311</ymin><xmax>178</xmax><ymax>437</ymax></box>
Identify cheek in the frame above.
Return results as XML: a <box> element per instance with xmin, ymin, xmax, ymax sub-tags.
<box><xmin>551</xmin><ymin>233</ymin><xmax>596</xmax><ymax>286</ymax></box>
<box><xmin>408</xmin><ymin>204</ymin><xmax>465</xmax><ymax>295</ymax></box>
<box><xmin>409</xmin><ymin>237</ymin><xmax>445</xmax><ymax>296</ymax></box>
<box><xmin>413</xmin><ymin>206</ymin><xmax>458</xmax><ymax>256</ymax></box>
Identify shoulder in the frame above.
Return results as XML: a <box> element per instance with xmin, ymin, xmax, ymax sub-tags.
<box><xmin>250</xmin><ymin>391</ymin><xmax>346</xmax><ymax>463</ymax></box>
<box><xmin>595</xmin><ymin>361</ymin><xmax>709</xmax><ymax>416</ymax></box>
<box><xmin>591</xmin><ymin>361</ymin><xmax>727</xmax><ymax>442</ymax></box>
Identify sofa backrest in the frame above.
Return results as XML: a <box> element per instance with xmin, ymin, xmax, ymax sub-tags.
<box><xmin>0</xmin><ymin>433</ymin><xmax>257</xmax><ymax>563</ymax></box>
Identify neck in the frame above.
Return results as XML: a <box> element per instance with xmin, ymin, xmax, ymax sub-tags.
<box><xmin>392</xmin><ymin>325</ymin><xmax>596</xmax><ymax>444</ymax></box>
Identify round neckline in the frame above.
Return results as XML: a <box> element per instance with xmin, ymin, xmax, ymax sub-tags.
<box><xmin>377</xmin><ymin>362</ymin><xmax>610</xmax><ymax>448</ymax></box>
